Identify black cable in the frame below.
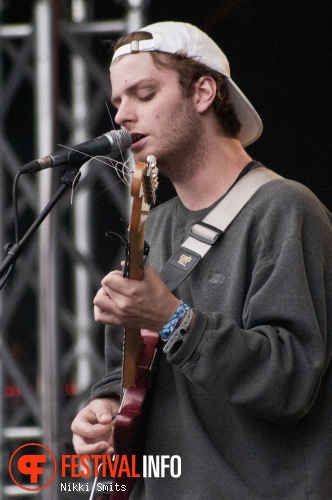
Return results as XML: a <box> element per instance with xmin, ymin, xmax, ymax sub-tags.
<box><xmin>12</xmin><ymin>170</ymin><xmax>22</xmax><ymax>243</ymax></box>
<box><xmin>0</xmin><ymin>171</ymin><xmax>22</xmax><ymax>290</ymax></box>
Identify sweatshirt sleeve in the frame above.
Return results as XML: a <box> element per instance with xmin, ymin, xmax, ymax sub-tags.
<box><xmin>88</xmin><ymin>324</ymin><xmax>123</xmax><ymax>401</ymax></box>
<box><xmin>166</xmin><ymin>185</ymin><xmax>332</xmax><ymax>424</ymax></box>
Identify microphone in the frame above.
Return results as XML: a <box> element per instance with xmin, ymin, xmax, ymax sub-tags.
<box><xmin>20</xmin><ymin>129</ymin><xmax>132</xmax><ymax>173</ymax></box>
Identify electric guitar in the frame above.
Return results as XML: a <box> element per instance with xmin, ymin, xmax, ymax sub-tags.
<box><xmin>97</xmin><ymin>155</ymin><xmax>159</xmax><ymax>500</ymax></box>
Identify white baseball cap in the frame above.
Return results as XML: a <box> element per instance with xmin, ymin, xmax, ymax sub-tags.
<box><xmin>112</xmin><ymin>21</ymin><xmax>263</xmax><ymax>147</ymax></box>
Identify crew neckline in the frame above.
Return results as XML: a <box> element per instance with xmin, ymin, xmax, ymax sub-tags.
<box><xmin>174</xmin><ymin>160</ymin><xmax>260</xmax><ymax>223</ymax></box>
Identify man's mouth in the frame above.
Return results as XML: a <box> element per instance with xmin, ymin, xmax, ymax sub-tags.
<box><xmin>131</xmin><ymin>133</ymin><xmax>146</xmax><ymax>144</ymax></box>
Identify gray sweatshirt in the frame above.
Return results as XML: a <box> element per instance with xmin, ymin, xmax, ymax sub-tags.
<box><xmin>91</xmin><ymin>164</ymin><xmax>332</xmax><ymax>499</ymax></box>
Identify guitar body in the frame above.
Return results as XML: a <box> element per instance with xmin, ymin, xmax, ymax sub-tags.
<box><xmin>110</xmin><ymin>330</ymin><xmax>160</xmax><ymax>499</ymax></box>
<box><xmin>97</xmin><ymin>157</ymin><xmax>159</xmax><ymax>500</ymax></box>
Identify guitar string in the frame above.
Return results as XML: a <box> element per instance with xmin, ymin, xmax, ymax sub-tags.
<box><xmin>55</xmin><ymin>147</ymin><xmax>133</xmax><ymax>204</ymax></box>
<box><xmin>57</xmin><ymin>102</ymin><xmax>134</xmax><ymax>204</ymax></box>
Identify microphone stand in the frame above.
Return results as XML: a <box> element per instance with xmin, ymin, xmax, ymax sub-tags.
<box><xmin>0</xmin><ymin>167</ymin><xmax>81</xmax><ymax>283</ymax></box>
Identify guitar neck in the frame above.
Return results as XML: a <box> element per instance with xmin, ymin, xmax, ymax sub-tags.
<box><xmin>122</xmin><ymin>228</ymin><xmax>145</xmax><ymax>389</ymax></box>
<box><xmin>121</xmin><ymin>158</ymin><xmax>158</xmax><ymax>390</ymax></box>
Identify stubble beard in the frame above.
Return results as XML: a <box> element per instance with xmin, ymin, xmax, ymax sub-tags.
<box><xmin>151</xmin><ymin>100</ymin><xmax>206</xmax><ymax>184</ymax></box>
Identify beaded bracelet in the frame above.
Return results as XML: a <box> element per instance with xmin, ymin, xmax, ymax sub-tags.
<box><xmin>163</xmin><ymin>308</ymin><xmax>194</xmax><ymax>354</ymax></box>
<box><xmin>159</xmin><ymin>301</ymin><xmax>190</xmax><ymax>341</ymax></box>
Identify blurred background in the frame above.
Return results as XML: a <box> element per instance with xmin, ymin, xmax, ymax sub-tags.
<box><xmin>0</xmin><ymin>0</ymin><xmax>331</xmax><ymax>497</ymax></box>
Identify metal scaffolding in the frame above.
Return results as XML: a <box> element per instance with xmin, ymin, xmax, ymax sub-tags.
<box><xmin>0</xmin><ymin>0</ymin><xmax>145</xmax><ymax>497</ymax></box>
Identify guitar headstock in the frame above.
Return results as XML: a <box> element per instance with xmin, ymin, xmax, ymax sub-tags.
<box><xmin>126</xmin><ymin>155</ymin><xmax>158</xmax><ymax>280</ymax></box>
<box><xmin>131</xmin><ymin>155</ymin><xmax>158</xmax><ymax>206</ymax></box>
<box><xmin>142</xmin><ymin>155</ymin><xmax>158</xmax><ymax>205</ymax></box>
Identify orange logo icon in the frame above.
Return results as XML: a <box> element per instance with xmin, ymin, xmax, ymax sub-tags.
<box><xmin>9</xmin><ymin>443</ymin><xmax>57</xmax><ymax>491</ymax></box>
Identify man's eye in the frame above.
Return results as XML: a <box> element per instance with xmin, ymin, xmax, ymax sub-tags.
<box><xmin>138</xmin><ymin>93</ymin><xmax>155</xmax><ymax>102</ymax></box>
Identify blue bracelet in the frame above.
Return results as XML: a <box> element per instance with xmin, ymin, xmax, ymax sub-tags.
<box><xmin>159</xmin><ymin>301</ymin><xmax>190</xmax><ymax>341</ymax></box>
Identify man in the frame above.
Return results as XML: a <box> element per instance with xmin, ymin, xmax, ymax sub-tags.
<box><xmin>72</xmin><ymin>22</ymin><xmax>332</xmax><ymax>499</ymax></box>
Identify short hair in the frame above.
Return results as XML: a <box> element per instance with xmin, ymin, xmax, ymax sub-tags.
<box><xmin>112</xmin><ymin>31</ymin><xmax>241</xmax><ymax>139</ymax></box>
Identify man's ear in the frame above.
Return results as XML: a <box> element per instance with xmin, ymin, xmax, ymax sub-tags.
<box><xmin>193</xmin><ymin>76</ymin><xmax>217</xmax><ymax>113</ymax></box>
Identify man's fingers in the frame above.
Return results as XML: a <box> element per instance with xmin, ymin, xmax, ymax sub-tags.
<box><xmin>72</xmin><ymin>436</ymin><xmax>113</xmax><ymax>455</ymax></box>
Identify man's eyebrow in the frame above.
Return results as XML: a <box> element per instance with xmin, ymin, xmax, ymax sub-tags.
<box><xmin>111</xmin><ymin>78</ymin><xmax>159</xmax><ymax>106</ymax></box>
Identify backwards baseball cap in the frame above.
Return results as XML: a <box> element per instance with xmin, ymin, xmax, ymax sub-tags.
<box><xmin>112</xmin><ymin>21</ymin><xmax>263</xmax><ymax>147</ymax></box>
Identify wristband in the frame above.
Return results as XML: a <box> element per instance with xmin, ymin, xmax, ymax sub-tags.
<box><xmin>159</xmin><ymin>301</ymin><xmax>190</xmax><ymax>341</ymax></box>
<box><xmin>163</xmin><ymin>308</ymin><xmax>194</xmax><ymax>353</ymax></box>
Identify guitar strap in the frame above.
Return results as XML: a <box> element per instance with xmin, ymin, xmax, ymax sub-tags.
<box><xmin>159</xmin><ymin>166</ymin><xmax>282</xmax><ymax>292</ymax></box>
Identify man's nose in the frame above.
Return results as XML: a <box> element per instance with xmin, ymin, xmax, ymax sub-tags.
<box><xmin>114</xmin><ymin>100</ymin><xmax>134</xmax><ymax>127</ymax></box>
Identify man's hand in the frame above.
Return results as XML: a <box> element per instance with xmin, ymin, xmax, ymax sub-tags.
<box><xmin>72</xmin><ymin>398</ymin><xmax>120</xmax><ymax>455</ymax></box>
<box><xmin>93</xmin><ymin>265</ymin><xmax>180</xmax><ymax>331</ymax></box>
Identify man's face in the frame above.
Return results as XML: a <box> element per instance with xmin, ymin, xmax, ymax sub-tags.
<box><xmin>110</xmin><ymin>52</ymin><xmax>201</xmax><ymax>175</ymax></box>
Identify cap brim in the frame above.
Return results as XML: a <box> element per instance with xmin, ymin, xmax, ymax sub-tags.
<box><xmin>226</xmin><ymin>78</ymin><xmax>263</xmax><ymax>147</ymax></box>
